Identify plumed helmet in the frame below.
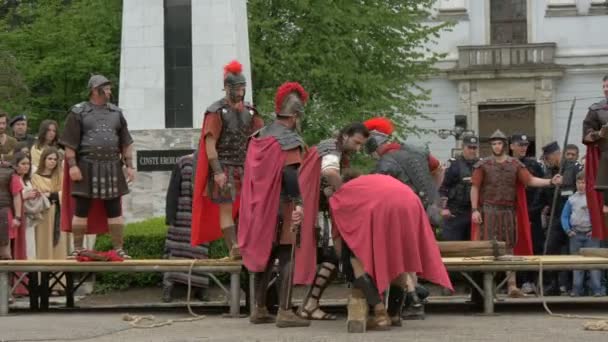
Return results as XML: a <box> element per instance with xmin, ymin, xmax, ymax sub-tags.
<box><xmin>274</xmin><ymin>82</ymin><xmax>308</xmax><ymax>117</ymax></box>
<box><xmin>363</xmin><ymin>117</ymin><xmax>394</xmax><ymax>154</ymax></box>
<box><xmin>223</xmin><ymin>60</ymin><xmax>246</xmax><ymax>86</ymax></box>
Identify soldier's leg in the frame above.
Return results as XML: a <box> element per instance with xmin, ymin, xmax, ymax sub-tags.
<box><xmin>69</xmin><ymin>197</ymin><xmax>90</xmax><ymax>258</ymax></box>
<box><xmin>250</xmin><ymin>250</ymin><xmax>276</xmax><ymax>324</ymax></box>
<box><xmin>161</xmin><ymin>272</ymin><xmax>174</xmax><ymax>303</ymax></box>
<box><xmin>297</xmin><ymin>250</ymin><xmax>338</xmax><ymax>320</ymax></box>
<box><xmin>387</xmin><ymin>274</ymin><xmax>407</xmax><ymax>326</ymax></box>
<box><xmin>273</xmin><ymin>245</ymin><xmax>310</xmax><ymax>328</ymax></box>
<box><xmin>105</xmin><ymin>198</ymin><xmax>130</xmax><ymax>259</ymax></box>
<box><xmin>350</xmin><ymin>257</ymin><xmax>390</xmax><ymax>330</ymax></box>
<box><xmin>219</xmin><ymin>203</ymin><xmax>240</xmax><ymax>260</ymax></box>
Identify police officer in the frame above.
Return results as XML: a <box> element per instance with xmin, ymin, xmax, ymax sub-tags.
<box><xmin>439</xmin><ymin>135</ymin><xmax>479</xmax><ymax>241</ymax></box>
<box><xmin>509</xmin><ymin>133</ymin><xmax>545</xmax><ymax>294</ymax></box>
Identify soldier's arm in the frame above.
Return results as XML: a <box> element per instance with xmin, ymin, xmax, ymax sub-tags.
<box><xmin>118</xmin><ymin>112</ymin><xmax>135</xmax><ymax>168</ymax></box>
<box><xmin>523</xmin><ymin>168</ymin><xmax>553</xmax><ymax>188</ymax></box>
<box><xmin>583</xmin><ymin>109</ymin><xmax>602</xmax><ymax>143</ymax></box>
<box><xmin>470</xmin><ymin>168</ymin><xmax>483</xmax><ymax>210</ymax></box>
<box><xmin>373</xmin><ymin>157</ymin><xmax>400</xmax><ymax>178</ymax></box>
<box><xmin>122</xmin><ymin>144</ymin><xmax>134</xmax><ymax>169</ymax></box>
<box><xmin>203</xmin><ymin>113</ymin><xmax>223</xmax><ymax>174</ymax></box>
<box><xmin>321</xmin><ymin>154</ymin><xmax>342</xmax><ymax>191</ymax></box>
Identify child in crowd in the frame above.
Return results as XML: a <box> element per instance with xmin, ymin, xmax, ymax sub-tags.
<box><xmin>561</xmin><ymin>170</ymin><xmax>605</xmax><ymax>297</ymax></box>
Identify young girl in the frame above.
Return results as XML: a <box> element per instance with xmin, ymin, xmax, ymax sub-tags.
<box><xmin>11</xmin><ymin>152</ymin><xmax>33</xmax><ymax>296</ymax></box>
<box><xmin>31</xmin><ymin>147</ymin><xmax>67</xmax><ymax>261</ymax></box>
<box><xmin>30</xmin><ymin>120</ymin><xmax>61</xmax><ymax>173</ymax></box>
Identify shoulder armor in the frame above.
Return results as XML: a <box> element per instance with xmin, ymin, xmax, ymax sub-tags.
<box><xmin>473</xmin><ymin>158</ymin><xmax>488</xmax><ymax>169</ymax></box>
<box><xmin>206</xmin><ymin>99</ymin><xmax>226</xmax><ymax>114</ymax></box>
<box><xmin>589</xmin><ymin>99</ymin><xmax>608</xmax><ymax>111</ymax></box>
<box><xmin>106</xmin><ymin>103</ymin><xmax>122</xmax><ymax>112</ymax></box>
<box><xmin>316</xmin><ymin>138</ymin><xmax>340</xmax><ymax>157</ymax></box>
<box><xmin>244</xmin><ymin>102</ymin><xmax>258</xmax><ymax>116</ymax></box>
<box><xmin>70</xmin><ymin>102</ymin><xmax>90</xmax><ymax>114</ymax></box>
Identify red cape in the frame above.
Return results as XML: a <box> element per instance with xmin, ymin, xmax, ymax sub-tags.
<box><xmin>60</xmin><ymin>159</ymin><xmax>110</xmax><ymax>234</ymax></box>
<box><xmin>584</xmin><ymin>144</ymin><xmax>608</xmax><ymax>240</ymax></box>
<box><xmin>190</xmin><ymin>114</ymin><xmax>239</xmax><ymax>246</ymax></box>
<box><xmin>471</xmin><ymin>183</ymin><xmax>533</xmax><ymax>255</ymax></box>
<box><xmin>294</xmin><ymin>146</ymin><xmax>321</xmax><ymax>284</ymax></box>
<box><xmin>330</xmin><ymin>174</ymin><xmax>453</xmax><ymax>293</ymax></box>
<box><xmin>238</xmin><ymin>137</ymin><xmax>316</xmax><ymax>285</ymax></box>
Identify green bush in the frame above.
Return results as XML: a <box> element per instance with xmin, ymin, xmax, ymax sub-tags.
<box><xmin>94</xmin><ymin>217</ymin><xmax>230</xmax><ymax>293</ymax></box>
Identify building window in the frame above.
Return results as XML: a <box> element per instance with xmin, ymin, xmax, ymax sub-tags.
<box><xmin>164</xmin><ymin>0</ymin><xmax>193</xmax><ymax>128</ymax></box>
<box><xmin>490</xmin><ymin>0</ymin><xmax>527</xmax><ymax>44</ymax></box>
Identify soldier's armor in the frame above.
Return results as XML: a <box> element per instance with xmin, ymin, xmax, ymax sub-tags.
<box><xmin>207</xmin><ymin>99</ymin><xmax>258</xmax><ymax>166</ymax></box>
<box><xmin>446</xmin><ymin>156</ymin><xmax>477</xmax><ymax>213</ymax></box>
<box><xmin>375</xmin><ymin>144</ymin><xmax>437</xmax><ymax>208</ymax></box>
<box><xmin>70</xmin><ymin>102</ymin><xmax>130</xmax><ymax>199</ymax></box>
<box><xmin>583</xmin><ymin>99</ymin><xmax>608</xmax><ymax>189</ymax></box>
<box><xmin>78</xmin><ymin>104</ymin><xmax>123</xmax><ymax>159</ymax></box>
<box><xmin>316</xmin><ymin>138</ymin><xmax>349</xmax><ymax>212</ymax></box>
<box><xmin>474</xmin><ymin>157</ymin><xmax>522</xmax><ymax>206</ymax></box>
<box><xmin>256</xmin><ymin>121</ymin><xmax>305</xmax><ymax>151</ymax></box>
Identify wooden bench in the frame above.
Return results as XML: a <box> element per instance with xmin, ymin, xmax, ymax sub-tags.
<box><xmin>0</xmin><ymin>259</ymin><xmax>242</xmax><ymax>317</ymax></box>
<box><xmin>2</xmin><ymin>255</ymin><xmax>607</xmax><ymax>318</ymax></box>
<box><xmin>443</xmin><ymin>255</ymin><xmax>608</xmax><ymax>314</ymax></box>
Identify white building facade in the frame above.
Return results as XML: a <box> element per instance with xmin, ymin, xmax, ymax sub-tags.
<box><xmin>410</xmin><ymin>0</ymin><xmax>608</xmax><ymax>161</ymax></box>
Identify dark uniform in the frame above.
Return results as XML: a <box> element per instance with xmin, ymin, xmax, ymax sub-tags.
<box><xmin>538</xmin><ymin>141</ymin><xmax>578</xmax><ymax>294</ymax></box>
<box><xmin>9</xmin><ymin>115</ymin><xmax>36</xmax><ymax>149</ymax></box>
<box><xmin>439</xmin><ymin>135</ymin><xmax>479</xmax><ymax>241</ymax></box>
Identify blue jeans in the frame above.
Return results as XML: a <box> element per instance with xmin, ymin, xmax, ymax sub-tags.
<box><xmin>569</xmin><ymin>232</ymin><xmax>604</xmax><ymax>296</ymax></box>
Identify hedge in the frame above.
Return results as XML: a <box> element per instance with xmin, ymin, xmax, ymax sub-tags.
<box><xmin>94</xmin><ymin>217</ymin><xmax>229</xmax><ymax>292</ymax></box>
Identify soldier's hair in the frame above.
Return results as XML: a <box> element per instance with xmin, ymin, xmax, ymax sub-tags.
<box><xmin>565</xmin><ymin>144</ymin><xmax>579</xmax><ymax>152</ymax></box>
<box><xmin>603</xmin><ymin>75</ymin><xmax>608</xmax><ymax>82</ymax></box>
<box><xmin>0</xmin><ymin>112</ymin><xmax>8</xmax><ymax>123</ymax></box>
<box><xmin>339</xmin><ymin>122</ymin><xmax>370</xmax><ymax>139</ymax></box>
<box><xmin>576</xmin><ymin>170</ymin><xmax>585</xmax><ymax>181</ymax></box>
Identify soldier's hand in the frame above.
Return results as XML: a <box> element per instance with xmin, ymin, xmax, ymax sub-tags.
<box><xmin>551</xmin><ymin>174</ymin><xmax>563</xmax><ymax>186</ymax></box>
<box><xmin>214</xmin><ymin>172</ymin><xmax>227</xmax><ymax>189</ymax></box>
<box><xmin>69</xmin><ymin>166</ymin><xmax>82</xmax><ymax>182</ymax></box>
<box><xmin>440</xmin><ymin>208</ymin><xmax>454</xmax><ymax>218</ymax></box>
<box><xmin>126</xmin><ymin>167</ymin><xmax>136</xmax><ymax>183</ymax></box>
<box><xmin>12</xmin><ymin>218</ymin><xmax>21</xmax><ymax>229</ymax></box>
<box><xmin>599</xmin><ymin>125</ymin><xmax>608</xmax><ymax>138</ymax></box>
<box><xmin>291</xmin><ymin>205</ymin><xmax>304</xmax><ymax>228</ymax></box>
<box><xmin>472</xmin><ymin>210</ymin><xmax>482</xmax><ymax>224</ymax></box>
<box><xmin>323</xmin><ymin>186</ymin><xmax>334</xmax><ymax>198</ymax></box>
<box><xmin>567</xmin><ymin>231</ymin><xmax>576</xmax><ymax>238</ymax></box>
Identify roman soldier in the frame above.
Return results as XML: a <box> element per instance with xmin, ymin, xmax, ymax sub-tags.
<box><xmin>363</xmin><ymin>116</ymin><xmax>443</xmax><ymax>319</ymax></box>
<box><xmin>582</xmin><ymin>74</ymin><xmax>608</xmax><ymax>241</ymax></box>
<box><xmin>238</xmin><ymin>82</ymin><xmax>316</xmax><ymax>328</ymax></box>
<box><xmin>296</xmin><ymin>122</ymin><xmax>370</xmax><ymax>321</ymax></box>
<box><xmin>190</xmin><ymin>60</ymin><xmax>264</xmax><ymax>259</ymax></box>
<box><xmin>329</xmin><ymin>172</ymin><xmax>452</xmax><ymax>330</ymax></box>
<box><xmin>60</xmin><ymin>75</ymin><xmax>135</xmax><ymax>258</ymax></box>
<box><xmin>470</xmin><ymin>129</ymin><xmax>561</xmax><ymax>297</ymax></box>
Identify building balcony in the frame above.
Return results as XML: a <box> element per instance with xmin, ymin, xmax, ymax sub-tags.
<box><xmin>448</xmin><ymin>43</ymin><xmax>564</xmax><ymax>80</ymax></box>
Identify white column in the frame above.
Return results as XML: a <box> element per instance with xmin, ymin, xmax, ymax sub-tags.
<box><xmin>191</xmin><ymin>0</ymin><xmax>253</xmax><ymax>129</ymax></box>
<box><xmin>118</xmin><ymin>0</ymin><xmax>165</xmax><ymax>130</ymax></box>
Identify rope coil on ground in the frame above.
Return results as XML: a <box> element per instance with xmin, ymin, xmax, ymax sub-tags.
<box><xmin>122</xmin><ymin>259</ymin><xmax>206</xmax><ymax>328</ymax></box>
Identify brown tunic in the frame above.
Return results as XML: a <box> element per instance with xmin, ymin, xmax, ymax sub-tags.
<box><xmin>472</xmin><ymin>157</ymin><xmax>532</xmax><ymax>248</ymax></box>
<box><xmin>582</xmin><ymin>99</ymin><xmax>608</xmax><ymax>189</ymax></box>
<box><xmin>0</xmin><ymin>135</ymin><xmax>17</xmax><ymax>163</ymax></box>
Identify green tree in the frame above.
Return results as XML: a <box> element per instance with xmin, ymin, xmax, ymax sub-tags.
<box><xmin>248</xmin><ymin>0</ymin><xmax>451</xmax><ymax>144</ymax></box>
<box><xmin>0</xmin><ymin>0</ymin><xmax>122</xmax><ymax>129</ymax></box>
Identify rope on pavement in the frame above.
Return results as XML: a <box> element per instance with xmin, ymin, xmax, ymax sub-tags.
<box><xmin>122</xmin><ymin>259</ymin><xmax>206</xmax><ymax>328</ymax></box>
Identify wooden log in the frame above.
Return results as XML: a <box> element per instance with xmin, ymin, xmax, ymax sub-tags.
<box><xmin>347</xmin><ymin>288</ymin><xmax>367</xmax><ymax>333</ymax></box>
<box><xmin>438</xmin><ymin>241</ymin><xmax>506</xmax><ymax>258</ymax></box>
<box><xmin>580</xmin><ymin>248</ymin><xmax>608</xmax><ymax>258</ymax></box>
